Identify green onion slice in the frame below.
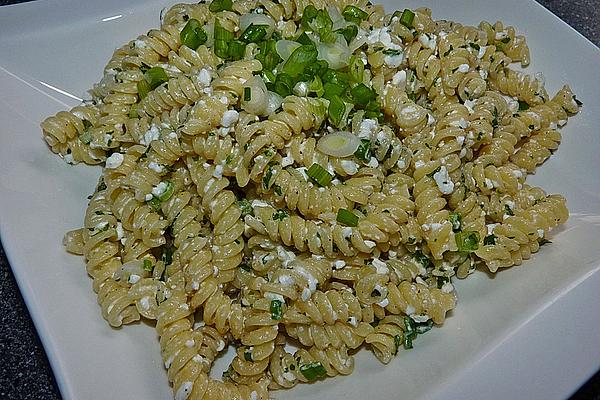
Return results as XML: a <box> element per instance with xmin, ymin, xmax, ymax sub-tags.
<box><xmin>518</xmin><ymin>100</ymin><xmax>530</xmax><ymax>111</ymax></box>
<box><xmin>448</xmin><ymin>212</ymin><xmax>461</xmax><ymax>232</ymax></box>
<box><xmin>350</xmin><ymin>83</ymin><xmax>377</xmax><ymax>106</ymax></box>
<box><xmin>270</xmin><ymin>299</ymin><xmax>283</xmax><ymax>320</ymax></box>
<box><xmin>209</xmin><ymin>0</ymin><xmax>233</xmax><ymax>12</ymax></box>
<box><xmin>79</xmin><ymin>131</ymin><xmax>92</xmax><ymax>144</ymax></box>
<box><xmin>147</xmin><ymin>196</ymin><xmax>161</xmax><ymax>212</ymax></box>
<box><xmin>455</xmin><ymin>231</ymin><xmax>480</xmax><ymax>252</ymax></box>
<box><xmin>398</xmin><ymin>9</ymin><xmax>415</xmax><ymax>28</ymax></box>
<box><xmin>144</xmin><ymin>67</ymin><xmax>168</xmax><ymax>90</ymax></box>
<box><xmin>299</xmin><ymin>361</ymin><xmax>327</xmax><ymax>381</ymax></box>
<box><xmin>335</xmin><ymin>24</ymin><xmax>359</xmax><ymax>45</ymax></box>
<box><xmin>240</xmin><ymin>23</ymin><xmax>268</xmax><ymax>43</ymax></box>
<box><xmin>328</xmin><ymin>95</ymin><xmax>347</xmax><ymax>127</ymax></box>
<box><xmin>157</xmin><ymin>181</ymin><xmax>175</xmax><ymax>202</ymax></box>
<box><xmin>281</xmin><ymin>44</ymin><xmax>318</xmax><ymax>77</ymax></box>
<box><xmin>342</xmin><ymin>5</ymin><xmax>369</xmax><ymax>24</ymax></box>
<box><xmin>143</xmin><ymin>259</ymin><xmax>153</xmax><ymax>272</ymax></box>
<box><xmin>137</xmin><ymin>79</ymin><xmax>151</xmax><ymax>99</ymax></box>
<box><xmin>180</xmin><ymin>19</ymin><xmax>207</xmax><ymax>50</ymax></box>
<box><xmin>336</xmin><ymin>208</ymin><xmax>358</xmax><ymax>227</ymax></box>
<box><xmin>354</xmin><ymin>139</ymin><xmax>372</xmax><ymax>162</ymax></box>
<box><xmin>227</xmin><ymin>39</ymin><xmax>246</xmax><ymax>60</ymax></box>
<box><xmin>317</xmin><ymin>131</ymin><xmax>361</xmax><ymax>157</ymax></box>
<box><xmin>307</xmin><ymin>163</ymin><xmax>334</xmax><ymax>187</ymax></box>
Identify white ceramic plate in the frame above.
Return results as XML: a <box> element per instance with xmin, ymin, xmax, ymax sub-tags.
<box><xmin>1</xmin><ymin>0</ymin><xmax>599</xmax><ymax>399</ymax></box>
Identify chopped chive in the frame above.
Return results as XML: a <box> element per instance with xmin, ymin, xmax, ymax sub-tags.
<box><xmin>227</xmin><ymin>39</ymin><xmax>246</xmax><ymax>60</ymax></box>
<box><xmin>448</xmin><ymin>212</ymin><xmax>461</xmax><ymax>232</ymax></box>
<box><xmin>436</xmin><ymin>275</ymin><xmax>449</xmax><ymax>289</ymax></box>
<box><xmin>79</xmin><ymin>131</ymin><xmax>92</xmax><ymax>144</ymax></box>
<box><xmin>214</xmin><ymin>21</ymin><xmax>234</xmax><ymax>59</ymax></box>
<box><xmin>144</xmin><ymin>67</ymin><xmax>169</xmax><ymax>90</ymax></box>
<box><xmin>413</xmin><ymin>250</ymin><xmax>433</xmax><ymax>269</ymax></box>
<box><xmin>274</xmin><ymin>73</ymin><xmax>294</xmax><ymax>97</ymax></box>
<box><xmin>161</xmin><ymin>246</ymin><xmax>173</xmax><ymax>265</ymax></box>
<box><xmin>483</xmin><ymin>234</ymin><xmax>496</xmax><ymax>245</ymax></box>
<box><xmin>237</xmin><ymin>199</ymin><xmax>253</xmax><ymax>217</ymax></box>
<box><xmin>415</xmin><ymin>319</ymin><xmax>433</xmax><ymax>334</ymax></box>
<box><xmin>504</xmin><ymin>203</ymin><xmax>514</xmax><ymax>216</ymax></box>
<box><xmin>244</xmin><ymin>350</ymin><xmax>253</xmax><ymax>361</ymax></box>
<box><xmin>240</xmin><ymin>24</ymin><xmax>269</xmax><ymax>43</ymax></box>
<box><xmin>336</xmin><ymin>208</ymin><xmax>359</xmax><ymax>227</ymax></box>
<box><xmin>393</xmin><ymin>334</ymin><xmax>403</xmax><ymax>355</ymax></box>
<box><xmin>180</xmin><ymin>19</ymin><xmax>207</xmax><ymax>50</ymax></box>
<box><xmin>342</xmin><ymin>5</ymin><xmax>368</xmax><ymax>24</ymax></box>
<box><xmin>270</xmin><ymin>299</ymin><xmax>283</xmax><ymax>320</ymax></box>
<box><xmin>137</xmin><ymin>79</ymin><xmax>151</xmax><ymax>99</ymax></box>
<box><xmin>518</xmin><ymin>100</ymin><xmax>530</xmax><ymax>111</ymax></box>
<box><xmin>143</xmin><ymin>259</ymin><xmax>153</xmax><ymax>272</ymax></box>
<box><xmin>300</xmin><ymin>5</ymin><xmax>318</xmax><ymax>30</ymax></box>
<box><xmin>455</xmin><ymin>231</ymin><xmax>480</xmax><ymax>252</ymax></box>
<box><xmin>354</xmin><ymin>139</ymin><xmax>372</xmax><ymax>162</ymax></box>
<box><xmin>209</xmin><ymin>0</ymin><xmax>232</xmax><ymax>12</ymax></box>
<box><xmin>299</xmin><ymin>361</ymin><xmax>327</xmax><ymax>381</ymax></box>
<box><xmin>243</xmin><ymin>87</ymin><xmax>252</xmax><ymax>101</ymax></box>
<box><xmin>335</xmin><ymin>24</ymin><xmax>359</xmax><ymax>44</ymax></box>
<box><xmin>147</xmin><ymin>196</ymin><xmax>161</xmax><ymax>212</ymax></box>
<box><xmin>322</xmin><ymin>82</ymin><xmax>346</xmax><ymax>100</ymax></box>
<box><xmin>282</xmin><ymin>44</ymin><xmax>318</xmax><ymax>77</ymax></box>
<box><xmin>398</xmin><ymin>9</ymin><xmax>415</xmax><ymax>28</ymax></box>
<box><xmin>272</xmin><ymin>209</ymin><xmax>289</xmax><ymax>221</ymax></box>
<box><xmin>322</xmin><ymin>69</ymin><xmax>349</xmax><ymax>86</ymax></box>
<box><xmin>328</xmin><ymin>95</ymin><xmax>347</xmax><ymax>127</ymax></box>
<box><xmin>296</xmin><ymin>31</ymin><xmax>314</xmax><ymax>46</ymax></box>
<box><xmin>157</xmin><ymin>181</ymin><xmax>175</xmax><ymax>202</ymax></box>
<box><xmin>350</xmin><ymin>83</ymin><xmax>377</xmax><ymax>106</ymax></box>
<box><xmin>307</xmin><ymin>163</ymin><xmax>334</xmax><ymax>187</ymax></box>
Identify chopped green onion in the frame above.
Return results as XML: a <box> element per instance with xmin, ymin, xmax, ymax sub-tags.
<box><xmin>79</xmin><ymin>131</ymin><xmax>92</xmax><ymax>144</ymax></box>
<box><xmin>336</xmin><ymin>208</ymin><xmax>358</xmax><ymax>227</ymax></box>
<box><xmin>328</xmin><ymin>95</ymin><xmax>347</xmax><ymax>127</ymax></box>
<box><xmin>214</xmin><ymin>21</ymin><xmax>234</xmax><ymax>59</ymax></box>
<box><xmin>364</xmin><ymin>100</ymin><xmax>384</xmax><ymax>122</ymax></box>
<box><xmin>348</xmin><ymin>55</ymin><xmax>364</xmax><ymax>83</ymax></box>
<box><xmin>322</xmin><ymin>82</ymin><xmax>346</xmax><ymax>100</ymax></box>
<box><xmin>227</xmin><ymin>39</ymin><xmax>246</xmax><ymax>60</ymax></box>
<box><xmin>483</xmin><ymin>234</ymin><xmax>496</xmax><ymax>245</ymax></box>
<box><xmin>274</xmin><ymin>73</ymin><xmax>294</xmax><ymax>97</ymax></box>
<box><xmin>240</xmin><ymin>24</ymin><xmax>268</xmax><ymax>43</ymax></box>
<box><xmin>455</xmin><ymin>231</ymin><xmax>480</xmax><ymax>252</ymax></box>
<box><xmin>307</xmin><ymin>163</ymin><xmax>334</xmax><ymax>187</ymax></box>
<box><xmin>137</xmin><ymin>79</ymin><xmax>151</xmax><ymax>99</ymax></box>
<box><xmin>209</xmin><ymin>0</ymin><xmax>232</xmax><ymax>12</ymax></box>
<box><xmin>469</xmin><ymin>42</ymin><xmax>480</xmax><ymax>51</ymax></box>
<box><xmin>382</xmin><ymin>49</ymin><xmax>402</xmax><ymax>56</ymax></box>
<box><xmin>300</xmin><ymin>5</ymin><xmax>318</xmax><ymax>31</ymax></box>
<box><xmin>398</xmin><ymin>9</ymin><xmax>415</xmax><ymax>28</ymax></box>
<box><xmin>244</xmin><ymin>349</ymin><xmax>253</xmax><ymax>361</ymax></box>
<box><xmin>243</xmin><ymin>87</ymin><xmax>252</xmax><ymax>102</ymax></box>
<box><xmin>180</xmin><ymin>19</ymin><xmax>207</xmax><ymax>50</ymax></box>
<box><xmin>307</xmin><ymin>75</ymin><xmax>325</xmax><ymax>97</ymax></box>
<box><xmin>147</xmin><ymin>196</ymin><xmax>161</xmax><ymax>212</ymax></box>
<box><xmin>342</xmin><ymin>5</ymin><xmax>368</xmax><ymax>25</ymax></box>
<box><xmin>272</xmin><ymin>209</ymin><xmax>289</xmax><ymax>221</ymax></box>
<box><xmin>270</xmin><ymin>299</ymin><xmax>283</xmax><ymax>320</ymax></box>
<box><xmin>157</xmin><ymin>181</ymin><xmax>175</xmax><ymax>202</ymax></box>
<box><xmin>354</xmin><ymin>139</ymin><xmax>372</xmax><ymax>162</ymax></box>
<box><xmin>281</xmin><ymin>44</ymin><xmax>318</xmax><ymax>77</ymax></box>
<box><xmin>143</xmin><ymin>259</ymin><xmax>153</xmax><ymax>272</ymax></box>
<box><xmin>448</xmin><ymin>212</ymin><xmax>461</xmax><ymax>232</ymax></box>
<box><xmin>518</xmin><ymin>100</ymin><xmax>530</xmax><ymax>111</ymax></box>
<box><xmin>322</xmin><ymin>69</ymin><xmax>349</xmax><ymax>85</ymax></box>
<box><xmin>237</xmin><ymin>199</ymin><xmax>253</xmax><ymax>217</ymax></box>
<box><xmin>504</xmin><ymin>203</ymin><xmax>514</xmax><ymax>216</ymax></box>
<box><xmin>436</xmin><ymin>275</ymin><xmax>449</xmax><ymax>289</ymax></box>
<box><xmin>128</xmin><ymin>104</ymin><xmax>139</xmax><ymax>118</ymax></box>
<box><xmin>335</xmin><ymin>24</ymin><xmax>358</xmax><ymax>44</ymax></box>
<box><xmin>296</xmin><ymin>31</ymin><xmax>314</xmax><ymax>46</ymax></box>
<box><xmin>299</xmin><ymin>361</ymin><xmax>327</xmax><ymax>381</ymax></box>
<box><xmin>144</xmin><ymin>67</ymin><xmax>169</xmax><ymax>90</ymax></box>
<box><xmin>415</xmin><ymin>319</ymin><xmax>433</xmax><ymax>334</ymax></box>
<box><xmin>413</xmin><ymin>250</ymin><xmax>433</xmax><ymax>269</ymax></box>
<box><xmin>393</xmin><ymin>334</ymin><xmax>403</xmax><ymax>355</ymax></box>
<box><xmin>256</xmin><ymin>39</ymin><xmax>282</xmax><ymax>71</ymax></box>
<box><xmin>403</xmin><ymin>316</ymin><xmax>417</xmax><ymax>349</ymax></box>
<box><xmin>351</xmin><ymin>83</ymin><xmax>377</xmax><ymax>106</ymax></box>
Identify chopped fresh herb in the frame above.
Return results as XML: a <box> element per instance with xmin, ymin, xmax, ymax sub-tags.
<box><xmin>415</xmin><ymin>319</ymin><xmax>433</xmax><ymax>334</ymax></box>
<box><xmin>307</xmin><ymin>163</ymin><xmax>334</xmax><ymax>187</ymax></box>
<box><xmin>296</xmin><ymin>31</ymin><xmax>314</xmax><ymax>46</ymax></box>
<box><xmin>273</xmin><ymin>184</ymin><xmax>283</xmax><ymax>196</ymax></box>
<box><xmin>455</xmin><ymin>231</ymin><xmax>480</xmax><ymax>252</ymax></box>
<box><xmin>272</xmin><ymin>209</ymin><xmax>289</xmax><ymax>221</ymax></box>
<box><xmin>354</xmin><ymin>139</ymin><xmax>372</xmax><ymax>162</ymax></box>
<box><xmin>299</xmin><ymin>361</ymin><xmax>327</xmax><ymax>381</ymax></box>
<box><xmin>382</xmin><ymin>49</ymin><xmax>402</xmax><ymax>56</ymax></box>
<box><xmin>336</xmin><ymin>208</ymin><xmax>359</xmax><ymax>227</ymax></box>
<box><xmin>208</xmin><ymin>0</ymin><xmax>232</xmax><ymax>12</ymax></box>
<box><xmin>244</xmin><ymin>349</ymin><xmax>253</xmax><ymax>361</ymax></box>
<box><xmin>342</xmin><ymin>5</ymin><xmax>368</xmax><ymax>25</ymax></box>
<box><xmin>263</xmin><ymin>165</ymin><xmax>274</xmax><ymax>189</ymax></box>
<box><xmin>240</xmin><ymin>23</ymin><xmax>268</xmax><ymax>43</ymax></box>
<box><xmin>403</xmin><ymin>316</ymin><xmax>417</xmax><ymax>349</ymax></box>
<box><xmin>350</xmin><ymin>83</ymin><xmax>377</xmax><ymax>106</ymax></box>
<box><xmin>393</xmin><ymin>334</ymin><xmax>403</xmax><ymax>355</ymax></box>
<box><xmin>335</xmin><ymin>24</ymin><xmax>358</xmax><ymax>44</ymax></box>
<box><xmin>147</xmin><ymin>196</ymin><xmax>161</xmax><ymax>212</ymax></box>
<box><xmin>518</xmin><ymin>100</ymin><xmax>529</xmax><ymax>111</ymax></box>
<box><xmin>348</xmin><ymin>55</ymin><xmax>364</xmax><ymax>83</ymax></box>
<box><xmin>300</xmin><ymin>5</ymin><xmax>318</xmax><ymax>30</ymax></box>
<box><xmin>144</xmin><ymin>67</ymin><xmax>169</xmax><ymax>90</ymax></box>
<box><xmin>243</xmin><ymin>87</ymin><xmax>252</xmax><ymax>102</ymax></box>
<box><xmin>157</xmin><ymin>181</ymin><xmax>175</xmax><ymax>202</ymax></box>
<box><xmin>143</xmin><ymin>259</ymin><xmax>153</xmax><ymax>272</ymax></box>
<box><xmin>270</xmin><ymin>299</ymin><xmax>283</xmax><ymax>320</ymax></box>
<box><xmin>274</xmin><ymin>73</ymin><xmax>295</xmax><ymax>97</ymax></box>
<box><xmin>282</xmin><ymin>44</ymin><xmax>318</xmax><ymax>77</ymax></box>
<box><xmin>483</xmin><ymin>234</ymin><xmax>496</xmax><ymax>245</ymax></box>
<box><xmin>504</xmin><ymin>203</ymin><xmax>514</xmax><ymax>216</ymax></box>
<box><xmin>214</xmin><ymin>21</ymin><xmax>234</xmax><ymax>59</ymax></box>
<box><xmin>137</xmin><ymin>79</ymin><xmax>151</xmax><ymax>99</ymax></box>
<box><xmin>398</xmin><ymin>9</ymin><xmax>415</xmax><ymax>28</ymax></box>
<box><xmin>227</xmin><ymin>39</ymin><xmax>246</xmax><ymax>60</ymax></box>
<box><xmin>79</xmin><ymin>131</ymin><xmax>92</xmax><ymax>144</ymax></box>
<box><xmin>413</xmin><ymin>250</ymin><xmax>433</xmax><ymax>269</ymax></box>
<box><xmin>237</xmin><ymin>199</ymin><xmax>253</xmax><ymax>217</ymax></box>
<box><xmin>180</xmin><ymin>19</ymin><xmax>207</xmax><ymax>50</ymax></box>
<box><xmin>328</xmin><ymin>95</ymin><xmax>347</xmax><ymax>128</ymax></box>
<box><xmin>161</xmin><ymin>246</ymin><xmax>173</xmax><ymax>266</ymax></box>
<box><xmin>449</xmin><ymin>212</ymin><xmax>462</xmax><ymax>232</ymax></box>
<box><xmin>469</xmin><ymin>43</ymin><xmax>480</xmax><ymax>50</ymax></box>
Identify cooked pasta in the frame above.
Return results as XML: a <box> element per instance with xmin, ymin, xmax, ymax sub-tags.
<box><xmin>46</xmin><ymin>0</ymin><xmax>581</xmax><ymax>398</ymax></box>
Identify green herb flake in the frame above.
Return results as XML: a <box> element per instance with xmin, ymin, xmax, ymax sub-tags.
<box><xmin>455</xmin><ymin>231</ymin><xmax>480</xmax><ymax>252</ymax></box>
<box><xmin>448</xmin><ymin>212</ymin><xmax>462</xmax><ymax>232</ymax></box>
<box><xmin>272</xmin><ymin>209</ymin><xmax>289</xmax><ymax>221</ymax></box>
<box><xmin>270</xmin><ymin>299</ymin><xmax>283</xmax><ymax>320</ymax></box>
<box><xmin>299</xmin><ymin>361</ymin><xmax>327</xmax><ymax>381</ymax></box>
<box><xmin>143</xmin><ymin>259</ymin><xmax>153</xmax><ymax>272</ymax></box>
<box><xmin>483</xmin><ymin>234</ymin><xmax>496</xmax><ymax>245</ymax></box>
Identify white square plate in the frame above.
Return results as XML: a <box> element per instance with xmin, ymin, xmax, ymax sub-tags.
<box><xmin>1</xmin><ymin>0</ymin><xmax>599</xmax><ymax>399</ymax></box>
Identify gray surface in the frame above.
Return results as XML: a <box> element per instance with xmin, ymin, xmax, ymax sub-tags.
<box><xmin>0</xmin><ymin>1</ymin><xmax>598</xmax><ymax>399</ymax></box>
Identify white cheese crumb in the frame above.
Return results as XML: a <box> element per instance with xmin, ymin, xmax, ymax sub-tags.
<box><xmin>105</xmin><ymin>153</ymin><xmax>124</xmax><ymax>169</ymax></box>
<box><xmin>392</xmin><ymin>70</ymin><xmax>407</xmax><ymax>87</ymax></box>
<box><xmin>340</xmin><ymin>160</ymin><xmax>358</xmax><ymax>175</ymax></box>
<box><xmin>372</xmin><ymin>258</ymin><xmax>389</xmax><ymax>274</ymax></box>
<box><xmin>457</xmin><ymin>63</ymin><xmax>470</xmax><ymax>73</ymax></box>
<box><xmin>175</xmin><ymin>382</ymin><xmax>193</xmax><ymax>400</ymax></box>
<box><xmin>334</xmin><ymin>260</ymin><xmax>346</xmax><ymax>269</ymax></box>
<box><xmin>220</xmin><ymin>110</ymin><xmax>239</xmax><ymax>127</ymax></box>
<box><xmin>152</xmin><ymin>181</ymin><xmax>168</xmax><ymax>197</ymax></box>
<box><xmin>128</xmin><ymin>274</ymin><xmax>140</xmax><ymax>284</ymax></box>
<box><xmin>148</xmin><ymin>161</ymin><xmax>163</xmax><ymax>173</ymax></box>
<box><xmin>364</xmin><ymin>240</ymin><xmax>376</xmax><ymax>248</ymax></box>
<box><xmin>433</xmin><ymin>166</ymin><xmax>454</xmax><ymax>194</ymax></box>
<box><xmin>197</xmin><ymin>68</ymin><xmax>212</xmax><ymax>86</ymax></box>
<box><xmin>441</xmin><ymin>282</ymin><xmax>454</xmax><ymax>293</ymax></box>
<box><xmin>142</xmin><ymin>124</ymin><xmax>160</xmax><ymax>145</ymax></box>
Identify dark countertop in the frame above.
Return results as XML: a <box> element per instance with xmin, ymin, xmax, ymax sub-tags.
<box><xmin>0</xmin><ymin>1</ymin><xmax>598</xmax><ymax>399</ymax></box>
